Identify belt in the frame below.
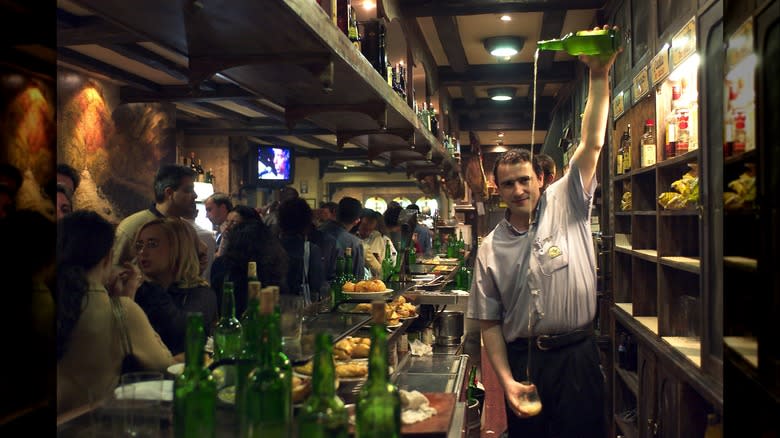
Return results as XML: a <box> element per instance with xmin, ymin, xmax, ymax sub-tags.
<box><xmin>508</xmin><ymin>328</ymin><xmax>593</xmax><ymax>351</ymax></box>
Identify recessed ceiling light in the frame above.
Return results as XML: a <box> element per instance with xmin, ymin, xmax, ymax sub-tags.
<box><xmin>498</xmin><ymin>132</ymin><xmax>505</xmax><ymax>138</ymax></box>
<box><xmin>483</xmin><ymin>36</ymin><xmax>525</xmax><ymax>58</ymax></box>
<box><xmin>363</xmin><ymin>0</ymin><xmax>376</xmax><ymax>10</ymax></box>
<box><xmin>500</xmin><ymin>15</ymin><xmax>511</xmax><ymax>21</ymax></box>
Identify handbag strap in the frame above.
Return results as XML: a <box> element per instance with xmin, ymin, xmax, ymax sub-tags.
<box><xmin>302</xmin><ymin>240</ymin><xmax>311</xmax><ymax>305</ymax></box>
<box><xmin>110</xmin><ymin>296</ymin><xmax>134</xmax><ymax>358</ymax></box>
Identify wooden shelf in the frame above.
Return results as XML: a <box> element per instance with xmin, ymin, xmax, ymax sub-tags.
<box><xmin>659</xmin><ymin>256</ymin><xmax>701</xmax><ymax>274</ymax></box>
<box><xmin>615</xmin><ymin>244</ymin><xmax>633</xmax><ymax>255</ymax></box>
<box><xmin>614</xmin><ymin>173</ymin><xmax>631</xmax><ymax>182</ymax></box>
<box><xmin>615</xmin><ymin>302</ymin><xmax>633</xmax><ymax>315</ymax></box>
<box><xmin>724</xmin><ymin>148</ymin><xmax>757</xmax><ymax>166</ymax></box>
<box><xmin>723</xmin><ymin>256</ymin><xmax>758</xmax><ymax>272</ymax></box>
<box><xmin>633</xmin><ymin>249</ymin><xmax>658</xmax><ymax>262</ymax></box>
<box><xmin>724</xmin><ymin>336</ymin><xmax>759</xmax><ymax>368</ymax></box>
<box><xmin>659</xmin><ymin>209</ymin><xmax>699</xmax><ymax>216</ymax></box>
<box><xmin>631</xmin><ymin>164</ymin><xmax>657</xmax><ymax>176</ymax></box>
<box><xmin>616</xmin><ymin>211</ymin><xmax>632</xmax><ymax>216</ymax></box>
<box><xmin>656</xmin><ymin>149</ymin><xmax>699</xmax><ymax>169</ymax></box>
<box><xmin>662</xmin><ymin>336</ymin><xmax>701</xmax><ymax>368</ymax></box>
<box><xmin>633</xmin><ymin>210</ymin><xmax>657</xmax><ymax>216</ymax></box>
<box><xmin>635</xmin><ymin>316</ymin><xmax>659</xmax><ymax>335</ymax></box>
<box><xmin>615</xmin><ymin>367</ymin><xmax>639</xmax><ymax>397</ymax></box>
<box><xmin>614</xmin><ymin>413</ymin><xmax>638</xmax><ymax>438</ymax></box>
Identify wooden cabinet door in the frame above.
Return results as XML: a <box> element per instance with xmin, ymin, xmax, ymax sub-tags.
<box><xmin>656</xmin><ymin>369</ymin><xmax>679</xmax><ymax>437</ymax></box>
<box><xmin>638</xmin><ymin>346</ymin><xmax>658</xmax><ymax>437</ymax></box>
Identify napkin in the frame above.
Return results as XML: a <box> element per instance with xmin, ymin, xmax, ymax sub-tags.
<box><xmin>409</xmin><ymin>339</ymin><xmax>433</xmax><ymax>356</ymax></box>
<box><xmin>400</xmin><ymin>390</ymin><xmax>437</xmax><ymax>424</ymax></box>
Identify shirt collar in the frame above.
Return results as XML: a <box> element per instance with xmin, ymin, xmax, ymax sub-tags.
<box><xmin>148</xmin><ymin>203</ymin><xmax>165</xmax><ymax>218</ymax></box>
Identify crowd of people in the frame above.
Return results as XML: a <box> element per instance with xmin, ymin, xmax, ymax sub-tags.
<box><xmin>5</xmin><ymin>160</ymin><xmax>434</xmax><ymax>415</ymax></box>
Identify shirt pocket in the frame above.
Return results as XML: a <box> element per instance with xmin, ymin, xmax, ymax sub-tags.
<box><xmin>533</xmin><ymin>231</ymin><xmax>569</xmax><ymax>276</ymax></box>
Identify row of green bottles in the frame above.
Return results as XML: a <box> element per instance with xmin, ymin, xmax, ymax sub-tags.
<box><xmin>537</xmin><ymin>28</ymin><xmax>621</xmax><ymax>56</ymax></box>
<box><xmin>173</xmin><ymin>313</ymin><xmax>217</xmax><ymax>438</ymax></box>
<box><xmin>239</xmin><ymin>288</ymin><xmax>292</xmax><ymax>437</ymax></box>
<box><xmin>355</xmin><ymin>301</ymin><xmax>401</xmax><ymax>438</ymax></box>
<box><xmin>214</xmin><ymin>281</ymin><xmax>242</xmax><ymax>361</ymax></box>
<box><xmin>297</xmin><ymin>333</ymin><xmax>349</xmax><ymax>437</ymax></box>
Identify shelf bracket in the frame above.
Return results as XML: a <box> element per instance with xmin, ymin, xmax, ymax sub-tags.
<box><xmin>285</xmin><ymin>102</ymin><xmax>387</xmax><ymax>133</ymax></box>
<box><xmin>188</xmin><ymin>52</ymin><xmax>332</xmax><ymax>88</ymax></box>
<box><xmin>338</xmin><ymin>128</ymin><xmax>414</xmax><ymax>150</ymax></box>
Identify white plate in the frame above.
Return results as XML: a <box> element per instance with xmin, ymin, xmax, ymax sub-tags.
<box><xmin>342</xmin><ymin>289</ymin><xmax>394</xmax><ymax>300</ymax></box>
<box><xmin>114</xmin><ymin>380</ymin><xmax>173</xmax><ymax>402</ymax></box>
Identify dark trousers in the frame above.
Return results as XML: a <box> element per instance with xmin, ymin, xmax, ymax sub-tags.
<box><xmin>504</xmin><ymin>335</ymin><xmax>606</xmax><ymax>438</ymax></box>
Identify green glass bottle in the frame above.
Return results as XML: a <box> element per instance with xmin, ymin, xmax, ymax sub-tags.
<box><xmin>214</xmin><ymin>281</ymin><xmax>242</xmax><ymax>361</ymax></box>
<box><xmin>432</xmin><ymin>233</ymin><xmax>441</xmax><ymax>255</ymax></box>
<box><xmin>241</xmin><ymin>261</ymin><xmax>260</xmax><ymax>320</ymax></box>
<box><xmin>297</xmin><ymin>333</ymin><xmax>349</xmax><ymax>438</ymax></box>
<box><xmin>267</xmin><ymin>286</ymin><xmax>293</xmax><ymax>419</ymax></box>
<box><xmin>236</xmin><ymin>277</ymin><xmax>262</xmax><ymax>418</ymax></box>
<box><xmin>381</xmin><ymin>240</ymin><xmax>394</xmax><ymax>282</ymax></box>
<box><xmin>355</xmin><ymin>302</ymin><xmax>401</xmax><ymax>438</ymax></box>
<box><xmin>457</xmin><ymin>230</ymin><xmax>465</xmax><ymax>262</ymax></box>
<box><xmin>466</xmin><ymin>365</ymin><xmax>478</xmax><ymax>404</ymax></box>
<box><xmin>331</xmin><ymin>254</ymin><xmax>346</xmax><ymax>306</ymax></box>
<box><xmin>407</xmin><ymin>244</ymin><xmax>416</xmax><ymax>265</ymax></box>
<box><xmin>344</xmin><ymin>246</ymin><xmax>356</xmax><ymax>282</ymax></box>
<box><xmin>240</xmin><ymin>288</ymin><xmax>292</xmax><ymax>438</ymax></box>
<box><xmin>537</xmin><ymin>29</ymin><xmax>621</xmax><ymax>56</ymax></box>
<box><xmin>174</xmin><ymin>313</ymin><xmax>217</xmax><ymax>438</ymax></box>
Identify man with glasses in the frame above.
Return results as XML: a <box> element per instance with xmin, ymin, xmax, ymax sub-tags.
<box><xmin>112</xmin><ymin>164</ymin><xmax>198</xmax><ymax>267</ymax></box>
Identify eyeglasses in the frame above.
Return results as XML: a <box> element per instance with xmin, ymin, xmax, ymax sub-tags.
<box><xmin>134</xmin><ymin>239</ymin><xmax>160</xmax><ymax>252</ymax></box>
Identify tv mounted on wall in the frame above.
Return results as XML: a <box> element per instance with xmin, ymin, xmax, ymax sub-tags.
<box><xmin>257</xmin><ymin>145</ymin><xmax>294</xmax><ymax>185</ymax></box>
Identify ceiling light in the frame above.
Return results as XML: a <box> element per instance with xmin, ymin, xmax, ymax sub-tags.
<box><xmin>483</xmin><ymin>36</ymin><xmax>525</xmax><ymax>58</ymax></box>
<box><xmin>488</xmin><ymin>87</ymin><xmax>516</xmax><ymax>101</ymax></box>
<box><xmin>363</xmin><ymin>0</ymin><xmax>376</xmax><ymax>10</ymax></box>
<box><xmin>500</xmin><ymin>15</ymin><xmax>511</xmax><ymax>21</ymax></box>
<box><xmin>498</xmin><ymin>131</ymin><xmax>505</xmax><ymax>138</ymax></box>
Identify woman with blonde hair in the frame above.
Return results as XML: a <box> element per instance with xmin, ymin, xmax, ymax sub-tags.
<box><xmin>134</xmin><ymin>217</ymin><xmax>217</xmax><ymax>355</ymax></box>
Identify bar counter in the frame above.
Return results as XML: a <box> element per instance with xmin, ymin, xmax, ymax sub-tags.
<box><xmin>57</xmin><ymin>280</ymin><xmax>472</xmax><ymax>437</ymax></box>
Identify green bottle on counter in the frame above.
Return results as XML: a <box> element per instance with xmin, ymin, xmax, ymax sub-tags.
<box><xmin>355</xmin><ymin>302</ymin><xmax>401</xmax><ymax>438</ymax></box>
<box><xmin>331</xmin><ymin>254</ymin><xmax>346</xmax><ymax>306</ymax></box>
<box><xmin>174</xmin><ymin>313</ymin><xmax>217</xmax><ymax>438</ymax></box>
<box><xmin>407</xmin><ymin>244</ymin><xmax>416</xmax><ymax>265</ymax></box>
<box><xmin>432</xmin><ymin>233</ymin><xmax>441</xmax><ymax>255</ymax></box>
<box><xmin>267</xmin><ymin>285</ymin><xmax>292</xmax><ymax>418</ymax></box>
<box><xmin>381</xmin><ymin>240</ymin><xmax>394</xmax><ymax>282</ymax></box>
<box><xmin>240</xmin><ymin>289</ymin><xmax>291</xmax><ymax>438</ymax></box>
<box><xmin>236</xmin><ymin>277</ymin><xmax>262</xmax><ymax>421</ymax></box>
<box><xmin>344</xmin><ymin>246</ymin><xmax>356</xmax><ymax>282</ymax></box>
<box><xmin>214</xmin><ymin>281</ymin><xmax>242</xmax><ymax>361</ymax></box>
<box><xmin>537</xmin><ymin>29</ymin><xmax>621</xmax><ymax>56</ymax></box>
<box><xmin>297</xmin><ymin>333</ymin><xmax>349</xmax><ymax>438</ymax></box>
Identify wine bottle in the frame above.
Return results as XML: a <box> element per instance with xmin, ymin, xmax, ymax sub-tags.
<box><xmin>622</xmin><ymin>124</ymin><xmax>632</xmax><ymax>172</ymax></box>
<box><xmin>348</xmin><ymin>3</ymin><xmax>360</xmax><ymax>51</ymax></box>
<box><xmin>336</xmin><ymin>0</ymin><xmax>348</xmax><ymax>36</ymax></box>
<box><xmin>214</xmin><ymin>281</ymin><xmax>242</xmax><ymax>361</ymax></box>
<box><xmin>466</xmin><ymin>365</ymin><xmax>479</xmax><ymax>403</ymax></box>
<box><xmin>196</xmin><ymin>159</ymin><xmax>205</xmax><ymax>182</ymax></box>
<box><xmin>297</xmin><ymin>333</ymin><xmax>349</xmax><ymax>438</ymax></box>
<box><xmin>190</xmin><ymin>152</ymin><xmax>199</xmax><ymax>173</ymax></box>
<box><xmin>537</xmin><ymin>29</ymin><xmax>621</xmax><ymax>56</ymax></box>
<box><xmin>640</xmin><ymin>119</ymin><xmax>656</xmax><ymax>167</ymax></box>
<box><xmin>242</xmin><ymin>261</ymin><xmax>260</xmax><ymax>319</ymax></box>
<box><xmin>236</xmin><ymin>272</ymin><xmax>262</xmax><ymax>419</ymax></box>
<box><xmin>266</xmin><ymin>285</ymin><xmax>293</xmax><ymax>420</ymax></box>
<box><xmin>616</xmin><ymin>129</ymin><xmax>626</xmax><ymax>175</ymax></box>
<box><xmin>381</xmin><ymin>240</ymin><xmax>394</xmax><ymax>282</ymax></box>
<box><xmin>174</xmin><ymin>313</ymin><xmax>217</xmax><ymax>438</ymax></box>
<box><xmin>330</xmin><ymin>254</ymin><xmax>346</xmax><ymax>306</ymax></box>
<box><xmin>344</xmin><ymin>247</ymin><xmax>355</xmax><ymax>282</ymax></box>
<box><xmin>355</xmin><ymin>302</ymin><xmax>401</xmax><ymax>438</ymax></box>
<box><xmin>240</xmin><ymin>288</ymin><xmax>292</xmax><ymax>438</ymax></box>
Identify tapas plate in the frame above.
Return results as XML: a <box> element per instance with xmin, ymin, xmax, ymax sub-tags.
<box><xmin>342</xmin><ymin>289</ymin><xmax>393</xmax><ymax>300</ymax></box>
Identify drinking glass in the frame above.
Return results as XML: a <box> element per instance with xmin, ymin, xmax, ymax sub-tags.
<box><xmin>517</xmin><ymin>381</ymin><xmax>543</xmax><ymax>417</ymax></box>
<box><xmin>117</xmin><ymin>371</ymin><xmax>165</xmax><ymax>437</ymax></box>
<box><xmin>280</xmin><ymin>294</ymin><xmax>304</xmax><ymax>344</ymax></box>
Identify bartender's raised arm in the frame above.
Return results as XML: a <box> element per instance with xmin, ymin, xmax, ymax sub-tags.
<box><xmin>570</xmin><ymin>25</ymin><xmax>621</xmax><ymax>191</ymax></box>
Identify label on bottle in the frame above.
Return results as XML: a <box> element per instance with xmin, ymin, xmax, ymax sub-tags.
<box><xmin>641</xmin><ymin>143</ymin><xmax>656</xmax><ymax>167</ymax></box>
<box><xmin>616</xmin><ymin>154</ymin><xmax>623</xmax><ymax>175</ymax></box>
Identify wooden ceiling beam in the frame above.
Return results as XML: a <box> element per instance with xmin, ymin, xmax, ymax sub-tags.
<box><xmin>399</xmin><ymin>17</ymin><xmax>440</xmax><ymax>95</ymax></box>
<box><xmin>537</xmin><ymin>10</ymin><xmax>568</xmax><ymax>72</ymax></box>
<box><xmin>432</xmin><ymin>15</ymin><xmax>468</xmax><ymax>73</ymax></box>
<box><xmin>101</xmin><ymin>43</ymin><xmax>189</xmax><ymax>82</ymax></box>
<box><xmin>438</xmin><ymin>61</ymin><xmax>576</xmax><ymax>86</ymax></box>
<box><xmin>58</xmin><ymin>47</ymin><xmax>160</xmax><ymax>92</ymax></box>
<box><xmin>57</xmin><ymin>14</ymin><xmax>143</xmax><ymax>46</ymax></box>
<box><xmin>120</xmin><ymin>83</ymin><xmax>256</xmax><ymax>103</ymax></box>
<box><xmin>399</xmin><ymin>0</ymin><xmax>604</xmax><ymax>17</ymax></box>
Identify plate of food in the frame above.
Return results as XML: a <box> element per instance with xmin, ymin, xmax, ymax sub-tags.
<box><xmin>294</xmin><ymin>360</ymin><xmax>369</xmax><ymax>382</ymax></box>
<box><xmin>333</xmin><ymin>336</ymin><xmax>372</xmax><ymax>360</ymax></box>
<box><xmin>342</xmin><ymin>279</ymin><xmax>393</xmax><ymax>300</ymax></box>
<box><xmin>216</xmin><ymin>375</ymin><xmax>313</xmax><ymax>406</ymax></box>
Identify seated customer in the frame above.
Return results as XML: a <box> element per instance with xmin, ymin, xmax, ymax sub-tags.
<box><xmin>134</xmin><ymin>217</ymin><xmax>218</xmax><ymax>355</ymax></box>
<box><xmin>57</xmin><ymin>211</ymin><xmax>174</xmax><ymax>415</ymax></box>
<box><xmin>278</xmin><ymin>198</ymin><xmax>324</xmax><ymax>304</ymax></box>
<box><xmin>216</xmin><ymin>205</ymin><xmax>262</xmax><ymax>256</ymax></box>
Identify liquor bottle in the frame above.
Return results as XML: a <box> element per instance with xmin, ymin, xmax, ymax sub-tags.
<box><xmin>347</xmin><ymin>3</ymin><xmax>360</xmax><ymax>51</ymax></box>
<box><xmin>236</xmin><ymin>269</ymin><xmax>262</xmax><ymax>416</ymax></box>
<box><xmin>391</xmin><ymin>64</ymin><xmax>398</xmax><ymax>93</ymax></box>
<box><xmin>190</xmin><ymin>152</ymin><xmax>199</xmax><ymax>174</ymax></box>
<box><xmin>174</xmin><ymin>313</ymin><xmax>217</xmax><ymax>438</ymax></box>
<box><xmin>355</xmin><ymin>302</ymin><xmax>401</xmax><ymax>438</ymax></box>
<box><xmin>330</xmin><ymin>254</ymin><xmax>346</xmax><ymax>306</ymax></box>
<box><xmin>398</xmin><ymin>63</ymin><xmax>407</xmax><ymax>100</ymax></box>
<box><xmin>622</xmin><ymin>124</ymin><xmax>632</xmax><ymax>172</ymax></box>
<box><xmin>537</xmin><ymin>28</ymin><xmax>621</xmax><ymax>56</ymax></box>
<box><xmin>344</xmin><ymin>247</ymin><xmax>356</xmax><ymax>282</ymax></box>
<box><xmin>665</xmin><ymin>112</ymin><xmax>677</xmax><ymax>159</ymax></box>
<box><xmin>723</xmin><ymin>84</ymin><xmax>736</xmax><ymax>157</ymax></box>
<box><xmin>616</xmin><ymin>129</ymin><xmax>626</xmax><ymax>175</ymax></box>
<box><xmin>640</xmin><ymin>119</ymin><xmax>656</xmax><ymax>167</ymax></box>
<box><xmin>381</xmin><ymin>240</ymin><xmax>394</xmax><ymax>282</ymax></box>
<box><xmin>205</xmin><ymin>168</ymin><xmax>214</xmax><ymax>184</ymax></box>
<box><xmin>240</xmin><ymin>289</ymin><xmax>291</xmax><ymax>438</ymax></box>
<box><xmin>336</xmin><ymin>0</ymin><xmax>349</xmax><ymax>36</ymax></box>
<box><xmin>297</xmin><ymin>333</ymin><xmax>349</xmax><ymax>438</ymax></box>
<box><xmin>196</xmin><ymin>159</ymin><xmax>205</xmax><ymax>182</ymax></box>
<box><xmin>430</xmin><ymin>107</ymin><xmax>439</xmax><ymax>137</ymax></box>
<box><xmin>676</xmin><ymin>109</ymin><xmax>690</xmax><ymax>155</ymax></box>
<box><xmin>214</xmin><ymin>281</ymin><xmax>242</xmax><ymax>361</ymax></box>
<box><xmin>378</xmin><ymin>21</ymin><xmax>388</xmax><ymax>79</ymax></box>
<box><xmin>733</xmin><ymin>111</ymin><xmax>746</xmax><ymax>155</ymax></box>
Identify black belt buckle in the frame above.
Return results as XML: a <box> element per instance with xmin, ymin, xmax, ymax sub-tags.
<box><xmin>536</xmin><ymin>335</ymin><xmax>552</xmax><ymax>351</ymax></box>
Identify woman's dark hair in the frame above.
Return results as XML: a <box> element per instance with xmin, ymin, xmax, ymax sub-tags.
<box><xmin>56</xmin><ymin>210</ymin><xmax>115</xmax><ymax>360</ymax></box>
<box><xmin>231</xmin><ymin>205</ymin><xmax>262</xmax><ymax>222</ymax></box>
<box><xmin>384</xmin><ymin>204</ymin><xmax>403</xmax><ymax>228</ymax></box>
<box><xmin>278</xmin><ymin>197</ymin><xmax>312</xmax><ymax>235</ymax></box>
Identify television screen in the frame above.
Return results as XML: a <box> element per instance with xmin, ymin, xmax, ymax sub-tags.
<box><xmin>257</xmin><ymin>146</ymin><xmax>293</xmax><ymax>182</ymax></box>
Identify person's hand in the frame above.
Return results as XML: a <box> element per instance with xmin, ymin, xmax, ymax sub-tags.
<box><xmin>578</xmin><ymin>25</ymin><xmax>623</xmax><ymax>77</ymax></box>
<box><xmin>108</xmin><ymin>261</ymin><xmax>144</xmax><ymax>300</ymax></box>
<box><xmin>503</xmin><ymin>379</ymin><xmax>540</xmax><ymax>418</ymax></box>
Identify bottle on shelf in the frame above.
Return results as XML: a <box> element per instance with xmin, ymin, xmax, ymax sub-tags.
<box><xmin>665</xmin><ymin>111</ymin><xmax>678</xmax><ymax>160</ymax></box>
<box><xmin>240</xmin><ymin>288</ymin><xmax>291</xmax><ymax>438</ymax></box>
<box><xmin>347</xmin><ymin>3</ymin><xmax>360</xmax><ymax>51</ymax></box>
<box><xmin>296</xmin><ymin>332</ymin><xmax>350</xmax><ymax>437</ymax></box>
<box><xmin>537</xmin><ymin>28</ymin><xmax>621</xmax><ymax>56</ymax></box>
<box><xmin>173</xmin><ymin>312</ymin><xmax>217</xmax><ymax>438</ymax></box>
<box><xmin>723</xmin><ymin>84</ymin><xmax>737</xmax><ymax>157</ymax></box>
<box><xmin>205</xmin><ymin>168</ymin><xmax>214</xmax><ymax>184</ymax></box>
<box><xmin>733</xmin><ymin>111</ymin><xmax>746</xmax><ymax>155</ymax></box>
<box><xmin>622</xmin><ymin>124</ymin><xmax>632</xmax><ymax>173</ymax></box>
<box><xmin>616</xmin><ymin>129</ymin><xmax>626</xmax><ymax>175</ymax></box>
<box><xmin>355</xmin><ymin>301</ymin><xmax>402</xmax><ymax>438</ymax></box>
<box><xmin>676</xmin><ymin>109</ymin><xmax>691</xmax><ymax>155</ymax></box>
<box><xmin>640</xmin><ymin>119</ymin><xmax>656</xmax><ymax>167</ymax></box>
<box><xmin>214</xmin><ymin>281</ymin><xmax>242</xmax><ymax>361</ymax></box>
<box><xmin>196</xmin><ymin>159</ymin><xmax>206</xmax><ymax>182</ymax></box>
<box><xmin>190</xmin><ymin>152</ymin><xmax>199</xmax><ymax>174</ymax></box>
<box><xmin>336</xmin><ymin>0</ymin><xmax>349</xmax><ymax>36</ymax></box>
